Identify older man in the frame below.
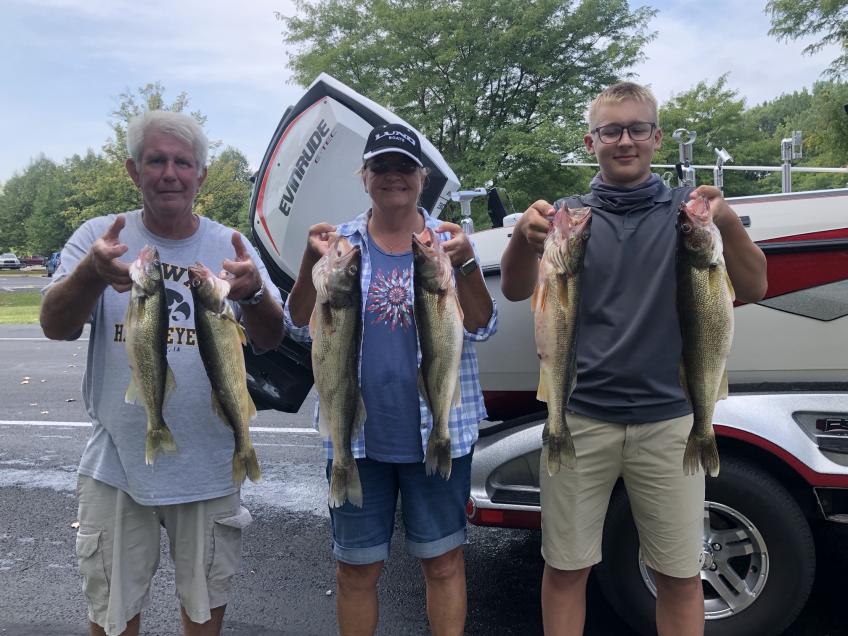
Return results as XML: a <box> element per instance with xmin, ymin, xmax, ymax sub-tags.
<box><xmin>40</xmin><ymin>110</ymin><xmax>283</xmax><ymax>636</ymax></box>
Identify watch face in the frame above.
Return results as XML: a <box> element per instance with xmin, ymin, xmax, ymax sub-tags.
<box><xmin>459</xmin><ymin>258</ymin><xmax>478</xmax><ymax>276</ymax></box>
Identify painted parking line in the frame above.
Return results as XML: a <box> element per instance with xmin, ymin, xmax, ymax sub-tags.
<box><xmin>0</xmin><ymin>420</ymin><xmax>317</xmax><ymax>434</ymax></box>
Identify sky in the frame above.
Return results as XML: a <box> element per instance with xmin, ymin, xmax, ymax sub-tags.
<box><xmin>0</xmin><ymin>0</ymin><xmax>841</xmax><ymax>184</ymax></box>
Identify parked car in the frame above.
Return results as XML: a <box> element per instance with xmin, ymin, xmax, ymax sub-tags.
<box><xmin>20</xmin><ymin>254</ymin><xmax>45</xmax><ymax>267</ymax></box>
<box><xmin>244</xmin><ymin>74</ymin><xmax>848</xmax><ymax>636</ymax></box>
<box><xmin>0</xmin><ymin>253</ymin><xmax>22</xmax><ymax>270</ymax></box>
<box><xmin>45</xmin><ymin>251</ymin><xmax>61</xmax><ymax>277</ymax></box>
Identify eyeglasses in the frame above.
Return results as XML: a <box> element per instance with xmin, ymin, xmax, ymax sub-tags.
<box><xmin>365</xmin><ymin>157</ymin><xmax>420</xmax><ymax>174</ymax></box>
<box><xmin>591</xmin><ymin>122</ymin><xmax>657</xmax><ymax>144</ymax></box>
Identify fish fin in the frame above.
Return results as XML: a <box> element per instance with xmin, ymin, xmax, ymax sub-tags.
<box><xmin>328</xmin><ymin>459</ymin><xmax>363</xmax><ymax>508</ymax></box>
<box><xmin>678</xmin><ymin>361</ymin><xmax>691</xmax><ymax>403</ymax></box>
<box><xmin>211</xmin><ymin>391</ymin><xmax>228</xmax><ymax>424</ymax></box>
<box><xmin>425</xmin><ymin>433</ymin><xmax>452</xmax><ymax>479</ymax></box>
<box><xmin>125</xmin><ymin>376</ymin><xmax>139</xmax><ymax>405</ymax></box>
<box><xmin>717</xmin><ymin>369</ymin><xmax>729</xmax><ymax>401</ymax></box>
<box><xmin>144</xmin><ymin>423</ymin><xmax>178</xmax><ymax>465</ymax></box>
<box><xmin>536</xmin><ymin>366</ymin><xmax>549</xmax><ymax>403</ymax></box>
<box><xmin>232</xmin><ymin>445</ymin><xmax>262</xmax><ymax>485</ymax></box>
<box><xmin>232</xmin><ymin>451</ymin><xmax>247</xmax><ymax>485</ymax></box>
<box><xmin>244</xmin><ymin>446</ymin><xmax>262</xmax><ymax>482</ymax></box>
<box><xmin>556</xmin><ymin>274</ymin><xmax>569</xmax><ymax>307</ymax></box>
<box><xmin>308</xmin><ymin>310</ymin><xmax>317</xmax><ymax>340</ymax></box>
<box><xmin>317</xmin><ymin>408</ymin><xmax>331</xmax><ymax>437</ymax></box>
<box><xmin>724</xmin><ymin>268</ymin><xmax>736</xmax><ymax>302</ymax></box>
<box><xmin>235</xmin><ymin>320</ymin><xmax>247</xmax><ymax>346</ymax></box>
<box><xmin>453</xmin><ymin>294</ymin><xmax>464</xmax><ymax>326</ymax></box>
<box><xmin>531</xmin><ymin>279</ymin><xmax>546</xmax><ymax>314</ymax></box>
<box><xmin>683</xmin><ymin>427</ymin><xmax>720</xmax><ymax>477</ymax></box>
<box><xmin>547</xmin><ymin>422</ymin><xmax>577</xmax><ymax>477</ymax></box>
<box><xmin>353</xmin><ymin>391</ymin><xmax>367</xmax><ymax>435</ymax></box>
<box><xmin>164</xmin><ymin>365</ymin><xmax>177</xmax><ymax>404</ymax></box>
<box><xmin>417</xmin><ymin>369</ymin><xmax>433</xmax><ymax>412</ymax></box>
<box><xmin>451</xmin><ymin>375</ymin><xmax>461</xmax><ymax>409</ymax></box>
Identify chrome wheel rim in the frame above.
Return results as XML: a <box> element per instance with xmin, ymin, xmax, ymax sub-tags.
<box><xmin>638</xmin><ymin>501</ymin><xmax>769</xmax><ymax>620</ymax></box>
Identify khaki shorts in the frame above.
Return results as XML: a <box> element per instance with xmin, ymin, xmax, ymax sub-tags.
<box><xmin>540</xmin><ymin>412</ymin><xmax>705</xmax><ymax>578</ymax></box>
<box><xmin>75</xmin><ymin>475</ymin><xmax>252</xmax><ymax>636</ymax></box>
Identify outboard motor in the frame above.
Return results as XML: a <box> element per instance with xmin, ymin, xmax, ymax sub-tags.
<box><xmin>250</xmin><ymin>73</ymin><xmax>459</xmax><ymax>292</ymax></box>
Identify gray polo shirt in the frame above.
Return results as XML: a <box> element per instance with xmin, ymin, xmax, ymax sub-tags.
<box><xmin>566</xmin><ymin>184</ymin><xmax>694</xmax><ymax>424</ymax></box>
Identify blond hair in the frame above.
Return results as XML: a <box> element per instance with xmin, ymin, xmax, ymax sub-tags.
<box><xmin>588</xmin><ymin>82</ymin><xmax>659</xmax><ymax>129</ymax></box>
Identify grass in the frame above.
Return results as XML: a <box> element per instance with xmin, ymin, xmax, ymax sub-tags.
<box><xmin>0</xmin><ymin>291</ymin><xmax>42</xmax><ymax>324</ymax></box>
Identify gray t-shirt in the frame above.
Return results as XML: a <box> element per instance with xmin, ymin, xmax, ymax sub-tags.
<box><xmin>46</xmin><ymin>210</ymin><xmax>281</xmax><ymax>505</ymax></box>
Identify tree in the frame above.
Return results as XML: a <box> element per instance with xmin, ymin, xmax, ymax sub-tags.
<box><xmin>280</xmin><ymin>0</ymin><xmax>656</xmax><ymax>223</ymax></box>
<box><xmin>0</xmin><ymin>157</ymin><xmax>72</xmax><ymax>254</ymax></box>
<box><xmin>104</xmin><ymin>82</ymin><xmax>212</xmax><ymax>162</ymax></box>
<box><xmin>766</xmin><ymin>0</ymin><xmax>848</xmax><ymax>79</ymax></box>
<box><xmin>655</xmin><ymin>77</ymin><xmax>776</xmax><ymax>196</ymax></box>
<box><xmin>195</xmin><ymin>147</ymin><xmax>253</xmax><ymax>235</ymax></box>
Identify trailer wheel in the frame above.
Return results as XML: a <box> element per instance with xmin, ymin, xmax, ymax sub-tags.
<box><xmin>595</xmin><ymin>456</ymin><xmax>815</xmax><ymax>636</ymax></box>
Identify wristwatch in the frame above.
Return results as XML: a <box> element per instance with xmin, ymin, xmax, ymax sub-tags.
<box><xmin>237</xmin><ymin>282</ymin><xmax>266</xmax><ymax>306</ymax></box>
<box><xmin>456</xmin><ymin>257</ymin><xmax>479</xmax><ymax>277</ymax></box>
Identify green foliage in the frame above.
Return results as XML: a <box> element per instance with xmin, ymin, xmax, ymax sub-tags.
<box><xmin>104</xmin><ymin>82</ymin><xmax>213</xmax><ymax>162</ymax></box>
<box><xmin>196</xmin><ymin>147</ymin><xmax>254</xmax><ymax>235</ymax></box>
<box><xmin>280</xmin><ymin>0</ymin><xmax>656</xmax><ymax>223</ymax></box>
<box><xmin>766</xmin><ymin>0</ymin><xmax>848</xmax><ymax>79</ymax></box>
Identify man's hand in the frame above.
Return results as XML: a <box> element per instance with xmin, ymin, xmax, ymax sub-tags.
<box><xmin>88</xmin><ymin>215</ymin><xmax>131</xmax><ymax>292</ymax></box>
<box><xmin>691</xmin><ymin>185</ymin><xmax>736</xmax><ymax>230</ymax></box>
<box><xmin>435</xmin><ymin>222</ymin><xmax>475</xmax><ymax>267</ymax></box>
<box><xmin>221</xmin><ymin>232</ymin><xmax>264</xmax><ymax>301</ymax></box>
<box><xmin>514</xmin><ymin>200</ymin><xmax>555</xmax><ymax>256</ymax></box>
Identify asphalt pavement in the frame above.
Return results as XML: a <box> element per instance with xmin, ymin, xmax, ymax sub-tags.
<box><xmin>1</xmin><ymin>323</ymin><xmax>847</xmax><ymax>635</ymax></box>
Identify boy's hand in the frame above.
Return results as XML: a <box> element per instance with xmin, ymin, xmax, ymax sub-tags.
<box><xmin>691</xmin><ymin>185</ymin><xmax>736</xmax><ymax>230</ymax></box>
<box><xmin>515</xmin><ymin>200</ymin><xmax>555</xmax><ymax>256</ymax></box>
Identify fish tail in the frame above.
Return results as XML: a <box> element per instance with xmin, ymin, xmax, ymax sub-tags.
<box><xmin>329</xmin><ymin>460</ymin><xmax>363</xmax><ymax>508</ymax></box>
<box><xmin>425</xmin><ymin>435</ymin><xmax>452</xmax><ymax>480</ymax></box>
<box><xmin>560</xmin><ymin>424</ymin><xmax>577</xmax><ymax>471</ymax></box>
<box><xmin>683</xmin><ymin>429</ymin><xmax>721</xmax><ymax>477</ymax></box>
<box><xmin>144</xmin><ymin>423</ymin><xmax>177</xmax><ymax>465</ymax></box>
<box><xmin>243</xmin><ymin>446</ymin><xmax>262</xmax><ymax>483</ymax></box>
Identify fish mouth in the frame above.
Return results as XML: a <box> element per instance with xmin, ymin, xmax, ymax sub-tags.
<box><xmin>411</xmin><ymin>228</ymin><xmax>438</xmax><ymax>250</ymax></box>
<box><xmin>187</xmin><ymin>263</ymin><xmax>212</xmax><ymax>288</ymax></box>
<box><xmin>331</xmin><ymin>239</ymin><xmax>361</xmax><ymax>268</ymax></box>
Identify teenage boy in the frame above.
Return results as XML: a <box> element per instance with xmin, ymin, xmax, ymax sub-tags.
<box><xmin>500</xmin><ymin>82</ymin><xmax>767</xmax><ymax>636</ymax></box>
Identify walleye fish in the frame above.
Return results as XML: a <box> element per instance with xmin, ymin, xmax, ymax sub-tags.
<box><xmin>188</xmin><ymin>264</ymin><xmax>261</xmax><ymax>485</ymax></box>
<box><xmin>533</xmin><ymin>205</ymin><xmax>592</xmax><ymax>476</ymax></box>
<box><xmin>412</xmin><ymin>228</ymin><xmax>465</xmax><ymax>480</ymax></box>
<box><xmin>677</xmin><ymin>196</ymin><xmax>735</xmax><ymax>477</ymax></box>
<box><xmin>310</xmin><ymin>236</ymin><xmax>365</xmax><ymax>508</ymax></box>
<box><xmin>124</xmin><ymin>245</ymin><xmax>178</xmax><ymax>465</ymax></box>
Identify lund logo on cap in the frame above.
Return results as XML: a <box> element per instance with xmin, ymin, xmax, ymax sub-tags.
<box><xmin>375</xmin><ymin>129</ymin><xmax>417</xmax><ymax>146</ymax></box>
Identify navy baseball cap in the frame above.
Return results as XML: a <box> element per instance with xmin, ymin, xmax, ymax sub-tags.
<box><xmin>362</xmin><ymin>123</ymin><xmax>423</xmax><ymax>166</ymax></box>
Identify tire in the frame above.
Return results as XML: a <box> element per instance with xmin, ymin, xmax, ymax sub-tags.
<box><xmin>595</xmin><ymin>456</ymin><xmax>816</xmax><ymax>636</ymax></box>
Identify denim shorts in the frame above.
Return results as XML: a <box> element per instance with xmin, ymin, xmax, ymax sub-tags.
<box><xmin>327</xmin><ymin>451</ymin><xmax>473</xmax><ymax>564</ymax></box>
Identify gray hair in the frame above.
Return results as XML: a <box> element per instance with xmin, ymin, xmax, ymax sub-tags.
<box><xmin>126</xmin><ymin>110</ymin><xmax>208</xmax><ymax>175</ymax></box>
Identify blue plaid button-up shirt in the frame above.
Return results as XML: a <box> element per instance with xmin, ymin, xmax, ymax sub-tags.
<box><xmin>283</xmin><ymin>208</ymin><xmax>498</xmax><ymax>461</ymax></box>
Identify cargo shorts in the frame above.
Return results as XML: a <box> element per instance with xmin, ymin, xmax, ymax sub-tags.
<box><xmin>540</xmin><ymin>412</ymin><xmax>705</xmax><ymax>578</ymax></box>
<box><xmin>75</xmin><ymin>475</ymin><xmax>252</xmax><ymax>636</ymax></box>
